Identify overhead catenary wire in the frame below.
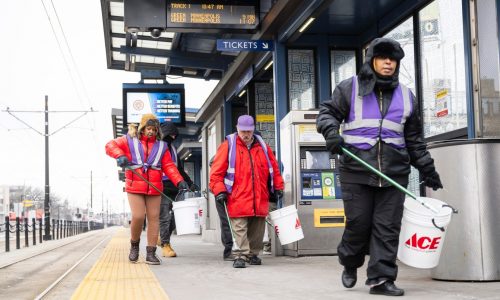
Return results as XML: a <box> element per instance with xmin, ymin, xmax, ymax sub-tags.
<box><xmin>39</xmin><ymin>0</ymin><xmax>102</xmax><ymax>174</ymax></box>
<box><xmin>39</xmin><ymin>0</ymin><xmax>85</xmax><ymax>108</ymax></box>
<box><xmin>48</xmin><ymin>0</ymin><xmax>93</xmax><ymax>110</ymax></box>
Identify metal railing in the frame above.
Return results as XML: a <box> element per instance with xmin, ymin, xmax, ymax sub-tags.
<box><xmin>1</xmin><ymin>216</ymin><xmax>105</xmax><ymax>252</ymax></box>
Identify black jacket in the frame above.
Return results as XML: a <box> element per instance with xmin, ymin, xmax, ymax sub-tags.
<box><xmin>317</xmin><ymin>39</ymin><xmax>436</xmax><ymax>187</ymax></box>
<box><xmin>162</xmin><ymin>145</ymin><xmax>193</xmax><ymax>196</ymax></box>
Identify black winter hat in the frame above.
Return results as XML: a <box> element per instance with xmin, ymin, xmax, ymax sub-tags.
<box><xmin>160</xmin><ymin>121</ymin><xmax>179</xmax><ymax>137</ymax></box>
<box><xmin>357</xmin><ymin>38</ymin><xmax>404</xmax><ymax>96</ymax></box>
<box><xmin>368</xmin><ymin>38</ymin><xmax>405</xmax><ymax>61</ymax></box>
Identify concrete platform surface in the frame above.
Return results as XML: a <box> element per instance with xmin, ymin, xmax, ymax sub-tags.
<box><xmin>152</xmin><ymin>234</ymin><xmax>500</xmax><ymax>300</ymax></box>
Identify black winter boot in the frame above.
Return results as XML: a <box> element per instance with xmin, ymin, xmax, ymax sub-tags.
<box><xmin>233</xmin><ymin>258</ymin><xmax>246</xmax><ymax>268</ymax></box>
<box><xmin>369</xmin><ymin>281</ymin><xmax>404</xmax><ymax>296</ymax></box>
<box><xmin>145</xmin><ymin>246</ymin><xmax>161</xmax><ymax>265</ymax></box>
<box><xmin>129</xmin><ymin>240</ymin><xmax>140</xmax><ymax>263</ymax></box>
<box><xmin>341</xmin><ymin>267</ymin><xmax>357</xmax><ymax>288</ymax></box>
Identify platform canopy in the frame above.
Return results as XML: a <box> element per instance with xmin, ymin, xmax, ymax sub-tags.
<box><xmin>100</xmin><ymin>0</ymin><xmax>264</xmax><ymax>80</ymax></box>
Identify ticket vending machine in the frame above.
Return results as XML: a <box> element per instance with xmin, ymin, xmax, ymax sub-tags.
<box><xmin>278</xmin><ymin>110</ymin><xmax>345</xmax><ymax>256</ymax></box>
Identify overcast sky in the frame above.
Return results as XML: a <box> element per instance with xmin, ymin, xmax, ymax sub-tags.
<box><xmin>0</xmin><ymin>1</ymin><xmax>218</xmax><ymax>214</ymax></box>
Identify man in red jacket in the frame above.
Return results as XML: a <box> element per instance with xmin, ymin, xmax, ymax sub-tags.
<box><xmin>209</xmin><ymin>115</ymin><xmax>284</xmax><ymax>268</ymax></box>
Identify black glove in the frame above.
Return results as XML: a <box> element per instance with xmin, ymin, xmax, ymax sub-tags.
<box><xmin>325</xmin><ymin>132</ymin><xmax>344</xmax><ymax>155</ymax></box>
<box><xmin>189</xmin><ymin>183</ymin><xmax>200</xmax><ymax>192</ymax></box>
<box><xmin>215</xmin><ymin>193</ymin><xmax>228</xmax><ymax>205</ymax></box>
<box><xmin>423</xmin><ymin>171</ymin><xmax>443</xmax><ymax>191</ymax></box>
<box><xmin>116</xmin><ymin>156</ymin><xmax>129</xmax><ymax>167</ymax></box>
<box><xmin>177</xmin><ymin>181</ymin><xmax>189</xmax><ymax>190</ymax></box>
<box><xmin>274</xmin><ymin>190</ymin><xmax>284</xmax><ymax>200</ymax></box>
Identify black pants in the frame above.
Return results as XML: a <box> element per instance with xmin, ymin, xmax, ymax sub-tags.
<box><xmin>159</xmin><ymin>191</ymin><xmax>176</xmax><ymax>245</ymax></box>
<box><xmin>338</xmin><ymin>183</ymin><xmax>405</xmax><ymax>285</ymax></box>
<box><xmin>215</xmin><ymin>198</ymin><xmax>233</xmax><ymax>257</ymax></box>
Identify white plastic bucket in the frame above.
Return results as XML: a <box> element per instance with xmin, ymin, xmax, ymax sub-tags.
<box><xmin>269</xmin><ymin>205</ymin><xmax>304</xmax><ymax>245</ymax></box>
<box><xmin>172</xmin><ymin>199</ymin><xmax>201</xmax><ymax>235</ymax></box>
<box><xmin>189</xmin><ymin>196</ymin><xmax>207</xmax><ymax>227</ymax></box>
<box><xmin>397</xmin><ymin>197</ymin><xmax>453</xmax><ymax>269</ymax></box>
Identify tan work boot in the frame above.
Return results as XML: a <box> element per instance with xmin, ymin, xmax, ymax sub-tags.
<box><xmin>157</xmin><ymin>236</ymin><xmax>162</xmax><ymax>247</ymax></box>
<box><xmin>162</xmin><ymin>243</ymin><xmax>177</xmax><ymax>257</ymax></box>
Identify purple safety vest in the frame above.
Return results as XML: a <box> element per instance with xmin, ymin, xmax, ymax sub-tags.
<box><xmin>341</xmin><ymin>76</ymin><xmax>413</xmax><ymax>150</ymax></box>
<box><xmin>162</xmin><ymin>143</ymin><xmax>177</xmax><ymax>181</ymax></box>
<box><xmin>126</xmin><ymin>135</ymin><xmax>168</xmax><ymax>172</ymax></box>
<box><xmin>224</xmin><ymin>133</ymin><xmax>275</xmax><ymax>193</ymax></box>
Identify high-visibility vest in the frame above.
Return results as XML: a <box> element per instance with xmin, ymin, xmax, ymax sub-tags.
<box><xmin>126</xmin><ymin>135</ymin><xmax>167</xmax><ymax>172</ymax></box>
<box><xmin>224</xmin><ymin>133</ymin><xmax>275</xmax><ymax>193</ymax></box>
<box><xmin>341</xmin><ymin>76</ymin><xmax>413</xmax><ymax>150</ymax></box>
<box><xmin>162</xmin><ymin>143</ymin><xmax>177</xmax><ymax>181</ymax></box>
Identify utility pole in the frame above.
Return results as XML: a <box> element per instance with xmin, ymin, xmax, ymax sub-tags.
<box><xmin>44</xmin><ymin>96</ymin><xmax>50</xmax><ymax>240</ymax></box>
<box><xmin>3</xmin><ymin>96</ymin><xmax>96</xmax><ymax>241</ymax></box>
<box><xmin>106</xmin><ymin>197</ymin><xmax>109</xmax><ymax>226</ymax></box>
<box><xmin>90</xmin><ymin>170</ymin><xmax>93</xmax><ymax>209</ymax></box>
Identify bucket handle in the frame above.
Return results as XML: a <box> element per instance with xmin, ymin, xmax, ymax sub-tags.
<box><xmin>431</xmin><ymin>218</ymin><xmax>445</xmax><ymax>232</ymax></box>
<box><xmin>175</xmin><ymin>189</ymin><xmax>189</xmax><ymax>202</ymax></box>
<box><xmin>431</xmin><ymin>204</ymin><xmax>459</xmax><ymax>232</ymax></box>
<box><xmin>442</xmin><ymin>204</ymin><xmax>459</xmax><ymax>214</ymax></box>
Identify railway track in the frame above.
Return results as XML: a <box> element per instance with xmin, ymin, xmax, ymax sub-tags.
<box><xmin>0</xmin><ymin>227</ymin><xmax>115</xmax><ymax>299</ymax></box>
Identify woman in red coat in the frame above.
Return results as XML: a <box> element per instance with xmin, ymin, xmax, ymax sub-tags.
<box><xmin>106</xmin><ymin>114</ymin><xmax>188</xmax><ymax>264</ymax></box>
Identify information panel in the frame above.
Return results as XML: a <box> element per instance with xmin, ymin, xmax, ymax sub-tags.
<box><xmin>167</xmin><ymin>1</ymin><xmax>259</xmax><ymax>30</ymax></box>
<box><xmin>123</xmin><ymin>84</ymin><xmax>185</xmax><ymax>127</ymax></box>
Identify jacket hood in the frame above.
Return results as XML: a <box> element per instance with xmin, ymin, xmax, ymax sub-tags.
<box><xmin>358</xmin><ymin>38</ymin><xmax>405</xmax><ymax>96</ymax></box>
<box><xmin>160</xmin><ymin>121</ymin><xmax>179</xmax><ymax>139</ymax></box>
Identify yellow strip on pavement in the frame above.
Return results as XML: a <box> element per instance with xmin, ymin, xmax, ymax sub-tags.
<box><xmin>71</xmin><ymin>228</ymin><xmax>169</xmax><ymax>300</ymax></box>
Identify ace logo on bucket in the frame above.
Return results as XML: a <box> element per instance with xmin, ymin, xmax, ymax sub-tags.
<box><xmin>295</xmin><ymin>217</ymin><xmax>301</xmax><ymax>229</ymax></box>
<box><xmin>405</xmin><ymin>233</ymin><xmax>441</xmax><ymax>252</ymax></box>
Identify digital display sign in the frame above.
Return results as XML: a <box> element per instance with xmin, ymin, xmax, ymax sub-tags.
<box><xmin>167</xmin><ymin>1</ymin><xmax>259</xmax><ymax>30</ymax></box>
<box><xmin>123</xmin><ymin>84</ymin><xmax>186</xmax><ymax>127</ymax></box>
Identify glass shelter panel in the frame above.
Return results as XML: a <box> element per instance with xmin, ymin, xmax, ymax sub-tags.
<box><xmin>330</xmin><ymin>50</ymin><xmax>356</xmax><ymax>92</ymax></box>
<box><xmin>476</xmin><ymin>0</ymin><xmax>500</xmax><ymax>137</ymax></box>
<box><xmin>419</xmin><ymin>0</ymin><xmax>467</xmax><ymax>137</ymax></box>
<box><xmin>384</xmin><ymin>17</ymin><xmax>416</xmax><ymax>91</ymax></box>
<box><xmin>288</xmin><ymin>49</ymin><xmax>316</xmax><ymax>110</ymax></box>
<box><xmin>384</xmin><ymin>17</ymin><xmax>419</xmax><ymax>196</ymax></box>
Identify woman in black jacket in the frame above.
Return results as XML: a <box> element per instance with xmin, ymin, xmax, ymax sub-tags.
<box><xmin>317</xmin><ymin>38</ymin><xmax>443</xmax><ymax>296</ymax></box>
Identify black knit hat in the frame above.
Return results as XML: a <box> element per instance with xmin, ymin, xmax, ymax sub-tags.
<box><xmin>160</xmin><ymin>121</ymin><xmax>179</xmax><ymax>138</ymax></box>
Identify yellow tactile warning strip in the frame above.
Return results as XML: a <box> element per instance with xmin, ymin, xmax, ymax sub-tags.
<box><xmin>71</xmin><ymin>228</ymin><xmax>169</xmax><ymax>300</ymax></box>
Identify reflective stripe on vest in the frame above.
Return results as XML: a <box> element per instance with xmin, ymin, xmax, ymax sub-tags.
<box><xmin>341</xmin><ymin>76</ymin><xmax>412</xmax><ymax>150</ymax></box>
<box><xmin>162</xmin><ymin>144</ymin><xmax>177</xmax><ymax>181</ymax></box>
<box><xmin>126</xmin><ymin>135</ymin><xmax>167</xmax><ymax>172</ymax></box>
<box><xmin>223</xmin><ymin>133</ymin><xmax>275</xmax><ymax>193</ymax></box>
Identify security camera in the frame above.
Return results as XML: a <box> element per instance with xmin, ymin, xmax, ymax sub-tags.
<box><xmin>149</xmin><ymin>28</ymin><xmax>162</xmax><ymax>39</ymax></box>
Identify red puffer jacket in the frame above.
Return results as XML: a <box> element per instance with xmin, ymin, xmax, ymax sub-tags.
<box><xmin>209</xmin><ymin>135</ymin><xmax>284</xmax><ymax>217</ymax></box>
<box><xmin>105</xmin><ymin>134</ymin><xmax>183</xmax><ymax>195</ymax></box>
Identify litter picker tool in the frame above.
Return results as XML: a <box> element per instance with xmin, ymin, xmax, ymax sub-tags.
<box><xmin>125</xmin><ymin>166</ymin><xmax>184</xmax><ymax>203</ymax></box>
<box><xmin>341</xmin><ymin>146</ymin><xmax>458</xmax><ymax>233</ymax></box>
<box><xmin>223</xmin><ymin>202</ymin><xmax>240</xmax><ymax>251</ymax></box>
<box><xmin>340</xmin><ymin>147</ymin><xmax>440</xmax><ymax>213</ymax></box>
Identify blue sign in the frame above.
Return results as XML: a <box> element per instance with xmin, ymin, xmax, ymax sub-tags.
<box><xmin>217</xmin><ymin>39</ymin><xmax>274</xmax><ymax>52</ymax></box>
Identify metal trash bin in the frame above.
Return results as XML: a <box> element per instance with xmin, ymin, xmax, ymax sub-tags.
<box><xmin>427</xmin><ymin>139</ymin><xmax>500</xmax><ymax>281</ymax></box>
